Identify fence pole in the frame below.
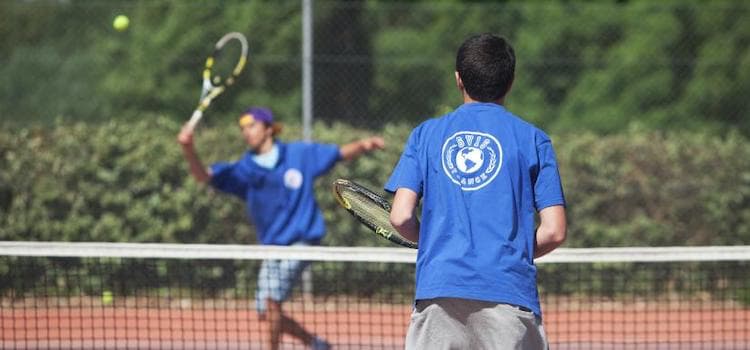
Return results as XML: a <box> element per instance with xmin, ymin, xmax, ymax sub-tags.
<box><xmin>301</xmin><ymin>0</ymin><xmax>313</xmax><ymax>142</ymax></box>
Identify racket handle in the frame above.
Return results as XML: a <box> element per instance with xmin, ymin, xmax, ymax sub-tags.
<box><xmin>186</xmin><ymin>110</ymin><xmax>203</xmax><ymax>130</ymax></box>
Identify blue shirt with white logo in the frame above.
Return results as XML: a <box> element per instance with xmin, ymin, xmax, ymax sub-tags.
<box><xmin>385</xmin><ymin>102</ymin><xmax>565</xmax><ymax>316</ymax></box>
<box><xmin>210</xmin><ymin>141</ymin><xmax>341</xmax><ymax>245</ymax></box>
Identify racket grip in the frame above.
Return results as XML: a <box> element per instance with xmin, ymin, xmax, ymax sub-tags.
<box><xmin>186</xmin><ymin>110</ymin><xmax>203</xmax><ymax>130</ymax></box>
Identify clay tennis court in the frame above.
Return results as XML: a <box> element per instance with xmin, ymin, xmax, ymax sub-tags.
<box><xmin>3</xmin><ymin>298</ymin><xmax>749</xmax><ymax>349</ymax></box>
<box><xmin>2</xmin><ymin>244</ymin><xmax>749</xmax><ymax>348</ymax></box>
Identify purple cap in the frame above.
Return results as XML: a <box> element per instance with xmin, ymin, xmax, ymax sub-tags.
<box><xmin>239</xmin><ymin>107</ymin><xmax>274</xmax><ymax>126</ymax></box>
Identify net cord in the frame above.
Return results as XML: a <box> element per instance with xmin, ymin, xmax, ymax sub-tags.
<box><xmin>1</xmin><ymin>241</ymin><xmax>749</xmax><ymax>263</ymax></box>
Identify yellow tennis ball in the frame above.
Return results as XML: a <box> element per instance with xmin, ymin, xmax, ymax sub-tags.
<box><xmin>113</xmin><ymin>15</ymin><xmax>130</xmax><ymax>32</ymax></box>
<box><xmin>101</xmin><ymin>290</ymin><xmax>114</xmax><ymax>305</ymax></box>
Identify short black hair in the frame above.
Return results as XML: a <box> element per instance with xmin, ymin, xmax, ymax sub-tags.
<box><xmin>455</xmin><ymin>33</ymin><xmax>516</xmax><ymax>102</ymax></box>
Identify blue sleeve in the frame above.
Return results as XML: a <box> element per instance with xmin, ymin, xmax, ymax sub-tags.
<box><xmin>309</xmin><ymin>143</ymin><xmax>341</xmax><ymax>177</ymax></box>
<box><xmin>533</xmin><ymin>132</ymin><xmax>566</xmax><ymax>211</ymax></box>
<box><xmin>209</xmin><ymin>162</ymin><xmax>249</xmax><ymax>198</ymax></box>
<box><xmin>385</xmin><ymin>127</ymin><xmax>423</xmax><ymax>195</ymax></box>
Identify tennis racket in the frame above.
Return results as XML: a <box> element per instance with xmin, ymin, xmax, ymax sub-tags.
<box><xmin>186</xmin><ymin>32</ymin><xmax>249</xmax><ymax>130</ymax></box>
<box><xmin>332</xmin><ymin>179</ymin><xmax>418</xmax><ymax>249</ymax></box>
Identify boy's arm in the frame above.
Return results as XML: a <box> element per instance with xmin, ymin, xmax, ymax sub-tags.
<box><xmin>177</xmin><ymin>123</ymin><xmax>212</xmax><ymax>183</ymax></box>
<box><xmin>390</xmin><ymin>188</ymin><xmax>420</xmax><ymax>243</ymax></box>
<box><xmin>339</xmin><ymin>136</ymin><xmax>385</xmax><ymax>161</ymax></box>
<box><xmin>534</xmin><ymin>205</ymin><xmax>567</xmax><ymax>258</ymax></box>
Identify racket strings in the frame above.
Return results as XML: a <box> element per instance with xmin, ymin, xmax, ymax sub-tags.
<box><xmin>334</xmin><ymin>179</ymin><xmax>418</xmax><ymax>248</ymax></box>
<box><xmin>340</xmin><ymin>190</ymin><xmax>394</xmax><ymax>233</ymax></box>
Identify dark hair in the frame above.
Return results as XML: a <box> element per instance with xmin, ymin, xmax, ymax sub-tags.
<box><xmin>455</xmin><ymin>33</ymin><xmax>515</xmax><ymax>102</ymax></box>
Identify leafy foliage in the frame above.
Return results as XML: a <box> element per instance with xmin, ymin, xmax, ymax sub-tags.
<box><xmin>557</xmin><ymin>128</ymin><xmax>750</xmax><ymax>247</ymax></box>
<box><xmin>1</xmin><ymin>119</ymin><xmax>749</xmax><ymax>247</ymax></box>
<box><xmin>1</xmin><ymin>1</ymin><xmax>750</xmax><ymax>136</ymax></box>
<box><xmin>0</xmin><ymin>117</ymin><xmax>249</xmax><ymax>244</ymax></box>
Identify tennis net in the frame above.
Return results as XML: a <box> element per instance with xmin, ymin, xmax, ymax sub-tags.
<box><xmin>1</xmin><ymin>242</ymin><xmax>749</xmax><ymax>349</ymax></box>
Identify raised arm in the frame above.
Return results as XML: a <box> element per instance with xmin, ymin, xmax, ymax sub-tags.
<box><xmin>390</xmin><ymin>188</ymin><xmax>420</xmax><ymax>243</ymax></box>
<box><xmin>534</xmin><ymin>205</ymin><xmax>567</xmax><ymax>259</ymax></box>
<box><xmin>177</xmin><ymin>123</ymin><xmax>212</xmax><ymax>183</ymax></box>
<box><xmin>339</xmin><ymin>136</ymin><xmax>385</xmax><ymax>161</ymax></box>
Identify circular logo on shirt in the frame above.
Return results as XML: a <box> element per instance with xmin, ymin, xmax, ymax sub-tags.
<box><xmin>284</xmin><ymin>168</ymin><xmax>303</xmax><ymax>190</ymax></box>
<box><xmin>441</xmin><ymin>131</ymin><xmax>502</xmax><ymax>191</ymax></box>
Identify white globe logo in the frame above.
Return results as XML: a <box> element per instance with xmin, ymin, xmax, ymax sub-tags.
<box><xmin>284</xmin><ymin>168</ymin><xmax>303</xmax><ymax>190</ymax></box>
<box><xmin>455</xmin><ymin>147</ymin><xmax>484</xmax><ymax>174</ymax></box>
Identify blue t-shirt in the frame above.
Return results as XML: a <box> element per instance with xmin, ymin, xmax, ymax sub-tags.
<box><xmin>385</xmin><ymin>102</ymin><xmax>565</xmax><ymax>317</ymax></box>
<box><xmin>210</xmin><ymin>141</ymin><xmax>341</xmax><ymax>245</ymax></box>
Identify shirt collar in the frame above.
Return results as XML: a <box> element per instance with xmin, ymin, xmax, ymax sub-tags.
<box><xmin>457</xmin><ymin>101</ymin><xmax>506</xmax><ymax>112</ymax></box>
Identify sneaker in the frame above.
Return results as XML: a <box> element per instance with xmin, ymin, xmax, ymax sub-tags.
<box><xmin>311</xmin><ymin>336</ymin><xmax>331</xmax><ymax>350</ymax></box>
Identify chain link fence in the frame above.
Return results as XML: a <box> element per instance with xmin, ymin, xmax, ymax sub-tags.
<box><xmin>2</xmin><ymin>1</ymin><xmax>749</xmax><ymax>135</ymax></box>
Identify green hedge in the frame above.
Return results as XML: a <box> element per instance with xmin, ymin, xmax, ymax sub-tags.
<box><xmin>1</xmin><ymin>117</ymin><xmax>749</xmax><ymax>247</ymax></box>
<box><xmin>557</xmin><ymin>128</ymin><xmax>750</xmax><ymax>247</ymax></box>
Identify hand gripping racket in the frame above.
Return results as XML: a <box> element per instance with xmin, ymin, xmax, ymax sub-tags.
<box><xmin>333</xmin><ymin>179</ymin><xmax>418</xmax><ymax>249</ymax></box>
<box><xmin>186</xmin><ymin>32</ymin><xmax>249</xmax><ymax>130</ymax></box>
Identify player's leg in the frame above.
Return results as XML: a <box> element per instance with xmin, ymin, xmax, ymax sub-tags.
<box><xmin>265</xmin><ymin>298</ymin><xmax>331</xmax><ymax>349</ymax></box>
<box><xmin>257</xmin><ymin>256</ymin><xmax>330</xmax><ymax>349</ymax></box>
<box><xmin>275</xmin><ymin>258</ymin><xmax>331</xmax><ymax>349</ymax></box>
<box><xmin>266</xmin><ymin>298</ymin><xmax>283</xmax><ymax>350</ymax></box>
<box><xmin>263</xmin><ymin>295</ymin><xmax>314</xmax><ymax>346</ymax></box>
<box><xmin>256</xmin><ymin>259</ymin><xmax>282</xmax><ymax>349</ymax></box>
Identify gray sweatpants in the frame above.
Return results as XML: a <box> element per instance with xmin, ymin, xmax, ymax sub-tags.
<box><xmin>405</xmin><ymin>297</ymin><xmax>548</xmax><ymax>350</ymax></box>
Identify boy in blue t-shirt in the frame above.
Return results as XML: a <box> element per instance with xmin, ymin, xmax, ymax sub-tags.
<box><xmin>178</xmin><ymin>107</ymin><xmax>384</xmax><ymax>350</ymax></box>
<box><xmin>386</xmin><ymin>33</ymin><xmax>567</xmax><ymax>349</ymax></box>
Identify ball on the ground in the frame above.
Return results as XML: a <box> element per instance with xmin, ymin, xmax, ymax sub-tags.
<box><xmin>113</xmin><ymin>15</ymin><xmax>129</xmax><ymax>32</ymax></box>
<box><xmin>101</xmin><ymin>290</ymin><xmax>114</xmax><ymax>305</ymax></box>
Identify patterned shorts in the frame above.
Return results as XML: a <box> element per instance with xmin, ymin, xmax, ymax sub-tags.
<box><xmin>255</xmin><ymin>247</ymin><xmax>310</xmax><ymax>313</ymax></box>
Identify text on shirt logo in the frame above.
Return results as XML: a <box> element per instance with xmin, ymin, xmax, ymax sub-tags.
<box><xmin>441</xmin><ymin>131</ymin><xmax>502</xmax><ymax>191</ymax></box>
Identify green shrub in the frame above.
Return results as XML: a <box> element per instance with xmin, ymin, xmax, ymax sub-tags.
<box><xmin>1</xmin><ymin>117</ymin><xmax>749</xmax><ymax>247</ymax></box>
<box><xmin>557</xmin><ymin>128</ymin><xmax>750</xmax><ymax>247</ymax></box>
